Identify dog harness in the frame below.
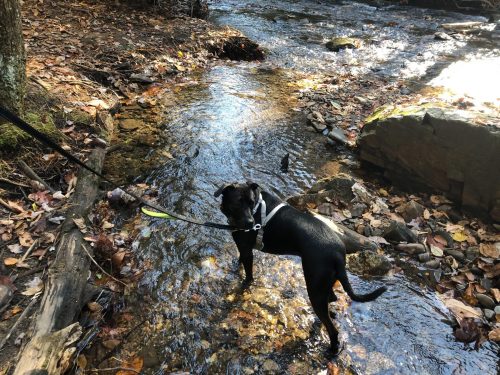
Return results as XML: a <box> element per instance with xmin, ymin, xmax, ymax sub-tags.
<box><xmin>246</xmin><ymin>193</ymin><xmax>287</xmax><ymax>232</ymax></box>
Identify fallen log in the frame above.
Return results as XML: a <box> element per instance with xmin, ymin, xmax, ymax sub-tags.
<box><xmin>14</xmin><ymin>147</ymin><xmax>105</xmax><ymax>375</ymax></box>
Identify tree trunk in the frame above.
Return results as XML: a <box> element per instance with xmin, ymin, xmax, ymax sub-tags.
<box><xmin>0</xmin><ymin>0</ymin><xmax>26</xmax><ymax>116</ymax></box>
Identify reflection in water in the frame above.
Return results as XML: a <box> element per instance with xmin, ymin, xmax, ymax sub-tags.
<box><xmin>127</xmin><ymin>1</ymin><xmax>499</xmax><ymax>373</ymax></box>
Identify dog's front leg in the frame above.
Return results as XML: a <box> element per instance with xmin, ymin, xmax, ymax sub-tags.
<box><xmin>232</xmin><ymin>231</ymin><xmax>257</xmax><ymax>285</ymax></box>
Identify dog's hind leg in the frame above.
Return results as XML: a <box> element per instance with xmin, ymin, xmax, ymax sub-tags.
<box><xmin>304</xmin><ymin>268</ymin><xmax>340</xmax><ymax>354</ymax></box>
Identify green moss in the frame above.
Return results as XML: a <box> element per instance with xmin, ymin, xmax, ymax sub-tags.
<box><xmin>364</xmin><ymin>102</ymin><xmax>449</xmax><ymax>125</ymax></box>
<box><xmin>0</xmin><ymin>111</ymin><xmax>61</xmax><ymax>152</ymax></box>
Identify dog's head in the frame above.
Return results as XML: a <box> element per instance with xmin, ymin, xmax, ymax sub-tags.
<box><xmin>214</xmin><ymin>181</ymin><xmax>260</xmax><ymax>230</ymax></box>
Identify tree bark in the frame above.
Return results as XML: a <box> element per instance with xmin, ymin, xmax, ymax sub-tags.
<box><xmin>0</xmin><ymin>0</ymin><xmax>26</xmax><ymax>116</ymax></box>
<box><xmin>14</xmin><ymin>148</ymin><xmax>106</xmax><ymax>375</ymax></box>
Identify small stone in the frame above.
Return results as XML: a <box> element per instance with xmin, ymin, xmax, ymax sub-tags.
<box><xmin>396</xmin><ymin>243</ymin><xmax>426</xmax><ymax>255</ymax></box>
<box><xmin>434</xmin><ymin>31</ymin><xmax>453</xmax><ymax>40</ymax></box>
<box><xmin>425</xmin><ymin>259</ymin><xmax>441</xmax><ymax>269</ymax></box>
<box><xmin>465</xmin><ymin>247</ymin><xmax>479</xmax><ymax>261</ymax></box>
<box><xmin>383</xmin><ymin>221</ymin><xmax>418</xmax><ymax>243</ymax></box>
<box><xmin>262</xmin><ymin>359</ymin><xmax>280</xmax><ymax>372</ymax></box>
<box><xmin>480</xmin><ymin>278</ymin><xmax>492</xmax><ymax>291</ymax></box>
<box><xmin>119</xmin><ymin>118</ymin><xmax>143</xmax><ymax>131</ymax></box>
<box><xmin>470</xmin><ymin>267</ymin><xmax>483</xmax><ymax>276</ymax></box>
<box><xmin>494</xmin><ymin>306</ymin><xmax>500</xmax><ymax>314</ymax></box>
<box><xmin>484</xmin><ymin>309</ymin><xmax>495</xmax><ymax>320</ymax></box>
<box><xmin>400</xmin><ymin>200</ymin><xmax>425</xmax><ymax>222</ymax></box>
<box><xmin>418</xmin><ymin>252</ymin><xmax>431</xmax><ymax>262</ymax></box>
<box><xmin>0</xmin><ymin>284</ymin><xmax>13</xmax><ymax>310</ymax></box>
<box><xmin>347</xmin><ymin>251</ymin><xmax>392</xmax><ymax>276</ymax></box>
<box><xmin>326</xmin><ymin>37</ymin><xmax>361</xmax><ymax>52</ymax></box>
<box><xmin>476</xmin><ymin>293</ymin><xmax>495</xmax><ymax>309</ymax></box>
<box><xmin>444</xmin><ymin>249</ymin><xmax>465</xmax><ymax>261</ymax></box>
<box><xmin>350</xmin><ymin>203</ymin><xmax>367</xmax><ymax>217</ymax></box>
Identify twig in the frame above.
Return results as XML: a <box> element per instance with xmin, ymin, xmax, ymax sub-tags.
<box><xmin>20</xmin><ymin>240</ymin><xmax>38</xmax><ymax>263</ymax></box>
<box><xmin>88</xmin><ymin>368</ymin><xmax>140</xmax><ymax>374</ymax></box>
<box><xmin>81</xmin><ymin>244</ymin><xmax>127</xmax><ymax>287</ymax></box>
<box><xmin>0</xmin><ymin>198</ymin><xmax>24</xmax><ymax>213</ymax></box>
<box><xmin>0</xmin><ymin>177</ymin><xmax>30</xmax><ymax>188</ymax></box>
<box><xmin>18</xmin><ymin>160</ymin><xmax>55</xmax><ymax>193</ymax></box>
<box><xmin>15</xmin><ymin>264</ymin><xmax>48</xmax><ymax>281</ymax></box>
<box><xmin>0</xmin><ymin>296</ymin><xmax>39</xmax><ymax>350</ymax></box>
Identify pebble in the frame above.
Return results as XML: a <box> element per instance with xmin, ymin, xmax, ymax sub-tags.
<box><xmin>484</xmin><ymin>309</ymin><xmax>495</xmax><ymax>320</ymax></box>
<box><xmin>494</xmin><ymin>306</ymin><xmax>500</xmax><ymax>315</ymax></box>
<box><xmin>396</xmin><ymin>243</ymin><xmax>426</xmax><ymax>255</ymax></box>
<box><xmin>465</xmin><ymin>247</ymin><xmax>479</xmax><ymax>261</ymax></box>
<box><xmin>425</xmin><ymin>259</ymin><xmax>441</xmax><ymax>269</ymax></box>
<box><xmin>262</xmin><ymin>359</ymin><xmax>280</xmax><ymax>372</ymax></box>
<box><xmin>444</xmin><ymin>249</ymin><xmax>465</xmax><ymax>261</ymax></box>
<box><xmin>476</xmin><ymin>293</ymin><xmax>496</xmax><ymax>308</ymax></box>
<box><xmin>418</xmin><ymin>252</ymin><xmax>431</xmax><ymax>262</ymax></box>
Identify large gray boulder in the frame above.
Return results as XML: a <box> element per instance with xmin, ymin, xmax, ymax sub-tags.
<box><xmin>358</xmin><ymin>105</ymin><xmax>500</xmax><ymax>221</ymax></box>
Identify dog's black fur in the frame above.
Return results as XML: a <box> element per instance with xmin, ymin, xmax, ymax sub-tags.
<box><xmin>215</xmin><ymin>181</ymin><xmax>387</xmax><ymax>354</ymax></box>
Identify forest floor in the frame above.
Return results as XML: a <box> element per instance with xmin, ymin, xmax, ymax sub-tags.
<box><xmin>0</xmin><ymin>0</ymin><xmax>498</xmax><ymax>373</ymax></box>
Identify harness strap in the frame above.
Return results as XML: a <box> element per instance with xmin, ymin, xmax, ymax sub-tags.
<box><xmin>245</xmin><ymin>194</ymin><xmax>286</xmax><ymax>232</ymax></box>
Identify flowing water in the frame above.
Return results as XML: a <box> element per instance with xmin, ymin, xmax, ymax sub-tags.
<box><xmin>124</xmin><ymin>1</ymin><xmax>499</xmax><ymax>373</ymax></box>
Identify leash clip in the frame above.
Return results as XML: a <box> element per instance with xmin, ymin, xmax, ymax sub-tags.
<box><xmin>245</xmin><ymin>223</ymin><xmax>261</xmax><ymax>232</ymax></box>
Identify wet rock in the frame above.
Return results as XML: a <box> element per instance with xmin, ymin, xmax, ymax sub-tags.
<box><xmin>119</xmin><ymin>118</ymin><xmax>143</xmax><ymax>131</ymax></box>
<box><xmin>418</xmin><ymin>252</ymin><xmax>431</xmax><ymax>262</ymax></box>
<box><xmin>350</xmin><ymin>203</ymin><xmax>367</xmax><ymax>217</ymax></box>
<box><xmin>326</xmin><ymin>37</ymin><xmax>361</xmax><ymax>52</ymax></box>
<box><xmin>434</xmin><ymin>31</ymin><xmax>453</xmax><ymax>40</ymax></box>
<box><xmin>470</xmin><ymin>266</ymin><xmax>483</xmax><ymax>276</ymax></box>
<box><xmin>383</xmin><ymin>221</ymin><xmax>418</xmax><ymax>243</ymax></box>
<box><xmin>476</xmin><ymin>293</ymin><xmax>495</xmax><ymax>309</ymax></box>
<box><xmin>359</xmin><ymin>105</ymin><xmax>500</xmax><ymax>221</ymax></box>
<box><xmin>347</xmin><ymin>251</ymin><xmax>391</xmax><ymax>276</ymax></box>
<box><xmin>262</xmin><ymin>359</ymin><xmax>280</xmax><ymax>372</ymax></box>
<box><xmin>399</xmin><ymin>200</ymin><xmax>425</xmax><ymax>222</ymax></box>
<box><xmin>425</xmin><ymin>259</ymin><xmax>441</xmax><ymax>269</ymax></box>
<box><xmin>308</xmin><ymin>174</ymin><xmax>356</xmax><ymax>201</ymax></box>
<box><xmin>495</xmin><ymin>305</ymin><xmax>500</xmax><ymax>315</ymax></box>
<box><xmin>396</xmin><ymin>243</ymin><xmax>426</xmax><ymax>255</ymax></box>
<box><xmin>484</xmin><ymin>309</ymin><xmax>495</xmax><ymax>320</ymax></box>
<box><xmin>444</xmin><ymin>249</ymin><xmax>465</xmax><ymax>261</ymax></box>
<box><xmin>465</xmin><ymin>247</ymin><xmax>479</xmax><ymax>261</ymax></box>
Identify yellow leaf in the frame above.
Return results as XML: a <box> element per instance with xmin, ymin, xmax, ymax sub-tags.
<box><xmin>116</xmin><ymin>356</ymin><xmax>143</xmax><ymax>375</ymax></box>
<box><xmin>452</xmin><ymin>231</ymin><xmax>467</xmax><ymax>242</ymax></box>
<box><xmin>177</xmin><ymin>51</ymin><xmax>184</xmax><ymax>58</ymax></box>
<box><xmin>4</xmin><ymin>257</ymin><xmax>18</xmax><ymax>266</ymax></box>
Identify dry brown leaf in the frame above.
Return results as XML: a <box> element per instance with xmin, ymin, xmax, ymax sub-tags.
<box><xmin>479</xmin><ymin>243</ymin><xmax>500</xmax><ymax>258</ymax></box>
<box><xmin>116</xmin><ymin>356</ymin><xmax>143</xmax><ymax>375</ymax></box>
<box><xmin>439</xmin><ymin>294</ymin><xmax>482</xmax><ymax>323</ymax></box>
<box><xmin>462</xmin><ymin>284</ymin><xmax>478</xmax><ymax>306</ymax></box>
<box><xmin>4</xmin><ymin>258</ymin><xmax>18</xmax><ymax>266</ymax></box>
<box><xmin>490</xmin><ymin>288</ymin><xmax>500</xmax><ymax>303</ymax></box>
<box><xmin>73</xmin><ymin>217</ymin><xmax>87</xmax><ymax>233</ymax></box>
<box><xmin>489</xmin><ymin>328</ymin><xmax>500</xmax><ymax>341</ymax></box>
<box><xmin>102</xmin><ymin>339</ymin><xmax>121</xmax><ymax>350</ymax></box>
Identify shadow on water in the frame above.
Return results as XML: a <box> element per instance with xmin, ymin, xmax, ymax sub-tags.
<box><xmin>126</xmin><ymin>1</ymin><xmax>499</xmax><ymax>373</ymax></box>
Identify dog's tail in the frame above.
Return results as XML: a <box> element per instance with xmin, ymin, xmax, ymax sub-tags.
<box><xmin>337</xmin><ymin>269</ymin><xmax>387</xmax><ymax>302</ymax></box>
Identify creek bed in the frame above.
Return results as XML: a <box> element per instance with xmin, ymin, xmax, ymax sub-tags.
<box><xmin>119</xmin><ymin>1</ymin><xmax>499</xmax><ymax>373</ymax></box>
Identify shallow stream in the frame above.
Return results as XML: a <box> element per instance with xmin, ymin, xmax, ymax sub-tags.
<box><xmin>123</xmin><ymin>1</ymin><xmax>499</xmax><ymax>373</ymax></box>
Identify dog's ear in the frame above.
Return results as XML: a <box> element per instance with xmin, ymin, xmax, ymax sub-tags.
<box><xmin>214</xmin><ymin>183</ymin><xmax>235</xmax><ymax>198</ymax></box>
<box><xmin>246</xmin><ymin>181</ymin><xmax>259</xmax><ymax>191</ymax></box>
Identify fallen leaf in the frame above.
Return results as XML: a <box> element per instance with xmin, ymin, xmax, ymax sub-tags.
<box><xmin>491</xmin><ymin>288</ymin><xmax>500</xmax><ymax>303</ymax></box>
<box><xmin>7</xmin><ymin>244</ymin><xmax>23</xmax><ymax>254</ymax></box>
<box><xmin>102</xmin><ymin>221</ymin><xmax>114</xmax><ymax>230</ymax></box>
<box><xmin>116</xmin><ymin>356</ymin><xmax>143</xmax><ymax>375</ymax></box>
<box><xmin>21</xmin><ymin>276</ymin><xmax>43</xmax><ymax>296</ymax></box>
<box><xmin>423</xmin><ymin>209</ymin><xmax>431</xmax><ymax>220</ymax></box>
<box><xmin>489</xmin><ymin>328</ymin><xmax>500</xmax><ymax>341</ymax></box>
<box><xmin>454</xmin><ymin>318</ymin><xmax>480</xmax><ymax>343</ymax></box>
<box><xmin>462</xmin><ymin>284</ymin><xmax>478</xmax><ymax>306</ymax></box>
<box><xmin>4</xmin><ymin>258</ymin><xmax>18</xmax><ymax>266</ymax></box>
<box><xmin>439</xmin><ymin>294</ymin><xmax>482</xmax><ymax>323</ymax></box>
<box><xmin>479</xmin><ymin>243</ymin><xmax>500</xmax><ymax>258</ymax></box>
<box><xmin>52</xmin><ymin>191</ymin><xmax>66</xmax><ymax>200</ymax></box>
<box><xmin>430</xmin><ymin>244</ymin><xmax>444</xmax><ymax>257</ymax></box>
<box><xmin>19</xmin><ymin>232</ymin><xmax>34</xmax><ymax>247</ymax></box>
<box><xmin>102</xmin><ymin>339</ymin><xmax>121</xmax><ymax>350</ymax></box>
<box><xmin>73</xmin><ymin>218</ymin><xmax>87</xmax><ymax>233</ymax></box>
<box><xmin>77</xmin><ymin>354</ymin><xmax>87</xmax><ymax>369</ymax></box>
<box><xmin>452</xmin><ymin>231</ymin><xmax>468</xmax><ymax>242</ymax></box>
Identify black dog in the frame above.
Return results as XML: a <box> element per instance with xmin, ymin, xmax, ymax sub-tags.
<box><xmin>215</xmin><ymin>181</ymin><xmax>387</xmax><ymax>354</ymax></box>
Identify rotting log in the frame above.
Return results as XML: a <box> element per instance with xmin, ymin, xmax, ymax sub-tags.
<box><xmin>14</xmin><ymin>147</ymin><xmax>105</xmax><ymax>375</ymax></box>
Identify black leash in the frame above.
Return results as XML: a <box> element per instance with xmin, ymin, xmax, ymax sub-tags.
<box><xmin>0</xmin><ymin>106</ymin><xmax>235</xmax><ymax>230</ymax></box>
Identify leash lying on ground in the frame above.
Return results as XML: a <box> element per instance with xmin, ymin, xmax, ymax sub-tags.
<box><xmin>0</xmin><ymin>106</ymin><xmax>235</xmax><ymax>230</ymax></box>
